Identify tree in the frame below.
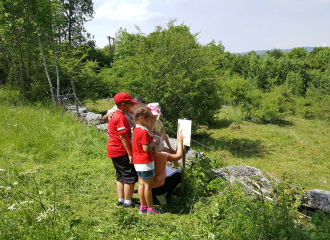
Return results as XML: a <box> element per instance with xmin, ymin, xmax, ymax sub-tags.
<box><xmin>102</xmin><ymin>22</ymin><xmax>222</xmax><ymax>128</ymax></box>
<box><xmin>286</xmin><ymin>71</ymin><xmax>306</xmax><ymax>96</ymax></box>
<box><xmin>60</xmin><ymin>0</ymin><xmax>93</xmax><ymax>46</ymax></box>
<box><xmin>222</xmin><ymin>75</ymin><xmax>250</xmax><ymax>115</ymax></box>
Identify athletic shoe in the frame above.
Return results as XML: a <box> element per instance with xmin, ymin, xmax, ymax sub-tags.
<box><xmin>147</xmin><ymin>207</ymin><xmax>164</xmax><ymax>216</ymax></box>
<box><xmin>123</xmin><ymin>201</ymin><xmax>136</xmax><ymax>208</ymax></box>
<box><xmin>139</xmin><ymin>206</ymin><xmax>148</xmax><ymax>214</ymax></box>
<box><xmin>156</xmin><ymin>193</ymin><xmax>167</xmax><ymax>205</ymax></box>
<box><xmin>117</xmin><ymin>201</ymin><xmax>124</xmax><ymax>207</ymax></box>
<box><xmin>133</xmin><ymin>189</ymin><xmax>138</xmax><ymax>193</ymax></box>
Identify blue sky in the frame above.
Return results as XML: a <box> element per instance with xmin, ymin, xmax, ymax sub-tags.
<box><xmin>85</xmin><ymin>0</ymin><xmax>330</xmax><ymax>53</ymax></box>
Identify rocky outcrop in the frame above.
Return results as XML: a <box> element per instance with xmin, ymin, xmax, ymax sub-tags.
<box><xmin>213</xmin><ymin>165</ymin><xmax>273</xmax><ymax>194</ymax></box>
<box><xmin>305</xmin><ymin>189</ymin><xmax>330</xmax><ymax>213</ymax></box>
<box><xmin>85</xmin><ymin>112</ymin><xmax>103</xmax><ymax>126</ymax></box>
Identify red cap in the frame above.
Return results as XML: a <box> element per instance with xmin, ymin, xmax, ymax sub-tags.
<box><xmin>114</xmin><ymin>92</ymin><xmax>138</xmax><ymax>104</ymax></box>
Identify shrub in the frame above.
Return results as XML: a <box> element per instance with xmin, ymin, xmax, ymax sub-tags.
<box><xmin>101</xmin><ymin>22</ymin><xmax>222</xmax><ymax>128</ymax></box>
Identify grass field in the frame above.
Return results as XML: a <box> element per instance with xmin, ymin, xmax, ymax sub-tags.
<box><xmin>191</xmin><ymin>111</ymin><xmax>330</xmax><ymax>191</ymax></box>
<box><xmin>0</xmin><ymin>87</ymin><xmax>329</xmax><ymax>239</ymax></box>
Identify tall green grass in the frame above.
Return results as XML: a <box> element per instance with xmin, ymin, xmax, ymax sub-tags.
<box><xmin>0</xmin><ymin>87</ymin><xmax>329</xmax><ymax>239</ymax></box>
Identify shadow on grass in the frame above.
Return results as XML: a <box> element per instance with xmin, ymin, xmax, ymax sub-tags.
<box><xmin>208</xmin><ymin>118</ymin><xmax>234</xmax><ymax>130</ymax></box>
<box><xmin>252</xmin><ymin>119</ymin><xmax>295</xmax><ymax>127</ymax></box>
<box><xmin>191</xmin><ymin>134</ymin><xmax>267</xmax><ymax>158</ymax></box>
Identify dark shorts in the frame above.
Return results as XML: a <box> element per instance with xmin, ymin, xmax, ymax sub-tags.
<box><xmin>111</xmin><ymin>154</ymin><xmax>138</xmax><ymax>184</ymax></box>
<box><xmin>152</xmin><ymin>172</ymin><xmax>181</xmax><ymax>196</ymax></box>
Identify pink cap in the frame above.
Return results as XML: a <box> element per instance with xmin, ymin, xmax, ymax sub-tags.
<box><xmin>147</xmin><ymin>102</ymin><xmax>161</xmax><ymax>116</ymax></box>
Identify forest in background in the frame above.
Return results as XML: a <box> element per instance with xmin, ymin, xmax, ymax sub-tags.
<box><xmin>1</xmin><ymin>0</ymin><xmax>330</xmax><ymax>128</ymax></box>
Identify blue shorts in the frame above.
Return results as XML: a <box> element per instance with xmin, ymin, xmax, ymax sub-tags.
<box><xmin>137</xmin><ymin>170</ymin><xmax>155</xmax><ymax>180</ymax></box>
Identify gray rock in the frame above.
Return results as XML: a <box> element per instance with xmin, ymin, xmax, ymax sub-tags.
<box><xmin>96</xmin><ymin>123</ymin><xmax>108</xmax><ymax>131</ymax></box>
<box><xmin>164</xmin><ymin>137</ymin><xmax>178</xmax><ymax>150</ymax></box>
<box><xmin>78</xmin><ymin>107</ymin><xmax>87</xmax><ymax>113</ymax></box>
<box><xmin>305</xmin><ymin>189</ymin><xmax>330</xmax><ymax>213</ymax></box>
<box><xmin>85</xmin><ymin>112</ymin><xmax>103</xmax><ymax>126</ymax></box>
<box><xmin>213</xmin><ymin>165</ymin><xmax>273</xmax><ymax>194</ymax></box>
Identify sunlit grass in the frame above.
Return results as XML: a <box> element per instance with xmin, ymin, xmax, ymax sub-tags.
<box><xmin>1</xmin><ymin>87</ymin><xmax>329</xmax><ymax>239</ymax></box>
<box><xmin>190</xmin><ymin>109</ymin><xmax>330</xmax><ymax>191</ymax></box>
<box><xmin>83</xmin><ymin>99</ymin><xmax>115</xmax><ymax>115</ymax></box>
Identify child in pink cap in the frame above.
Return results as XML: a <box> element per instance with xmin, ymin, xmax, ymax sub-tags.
<box><xmin>147</xmin><ymin>103</ymin><xmax>179</xmax><ymax>167</ymax></box>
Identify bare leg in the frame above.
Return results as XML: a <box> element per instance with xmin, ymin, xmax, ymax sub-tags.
<box><xmin>144</xmin><ymin>177</ymin><xmax>154</xmax><ymax>209</ymax></box>
<box><xmin>124</xmin><ymin>183</ymin><xmax>135</xmax><ymax>200</ymax></box>
<box><xmin>117</xmin><ymin>181</ymin><xmax>124</xmax><ymax>199</ymax></box>
<box><xmin>138</xmin><ymin>178</ymin><xmax>146</xmax><ymax>206</ymax></box>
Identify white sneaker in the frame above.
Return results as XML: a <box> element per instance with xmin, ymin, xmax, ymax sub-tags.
<box><xmin>156</xmin><ymin>193</ymin><xmax>167</xmax><ymax>205</ymax></box>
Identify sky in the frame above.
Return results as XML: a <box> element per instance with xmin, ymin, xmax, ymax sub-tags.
<box><xmin>85</xmin><ymin>0</ymin><xmax>330</xmax><ymax>53</ymax></box>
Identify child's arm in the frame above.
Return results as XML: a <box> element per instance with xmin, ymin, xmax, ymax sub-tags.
<box><xmin>142</xmin><ymin>137</ymin><xmax>159</xmax><ymax>153</ymax></box>
<box><xmin>161</xmin><ymin>127</ymin><xmax>175</xmax><ymax>152</ymax></box>
<box><xmin>167</xmin><ymin>134</ymin><xmax>183</xmax><ymax>162</ymax></box>
<box><xmin>119</xmin><ymin>133</ymin><xmax>133</xmax><ymax>163</ymax></box>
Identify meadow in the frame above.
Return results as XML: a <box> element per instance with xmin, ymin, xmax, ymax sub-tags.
<box><xmin>0</xmin><ymin>87</ymin><xmax>329</xmax><ymax>239</ymax></box>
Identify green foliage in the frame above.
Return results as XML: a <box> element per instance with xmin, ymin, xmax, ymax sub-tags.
<box><xmin>286</xmin><ymin>71</ymin><xmax>307</xmax><ymax>96</ymax></box>
<box><xmin>102</xmin><ymin>22</ymin><xmax>222</xmax><ymax>128</ymax></box>
<box><xmin>222</xmin><ymin>75</ymin><xmax>251</xmax><ymax>115</ymax></box>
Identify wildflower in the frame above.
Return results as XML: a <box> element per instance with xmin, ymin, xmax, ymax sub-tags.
<box><xmin>13</xmin><ymin>124</ymin><xmax>17</xmax><ymax>126</ymax></box>
<box><xmin>36</xmin><ymin>207</ymin><xmax>54</xmax><ymax>222</ymax></box>
<box><xmin>20</xmin><ymin>169</ymin><xmax>37</xmax><ymax>176</ymax></box>
<box><xmin>0</xmin><ymin>169</ymin><xmax>5</xmax><ymax>172</ymax></box>
<box><xmin>38</xmin><ymin>191</ymin><xmax>43</xmax><ymax>194</ymax></box>
<box><xmin>219</xmin><ymin>192</ymin><xmax>223</xmax><ymax>194</ymax></box>
<box><xmin>0</xmin><ymin>186</ymin><xmax>4</xmax><ymax>188</ymax></box>
<box><xmin>5</xmin><ymin>186</ymin><xmax>11</xmax><ymax>191</ymax></box>
<box><xmin>273</xmin><ymin>218</ymin><xmax>275</xmax><ymax>221</ymax></box>
<box><xmin>275</xmin><ymin>202</ymin><xmax>279</xmax><ymax>206</ymax></box>
<box><xmin>8</xmin><ymin>204</ymin><xmax>15</xmax><ymax>210</ymax></box>
<box><xmin>13</xmin><ymin>182</ymin><xmax>18</xmax><ymax>186</ymax></box>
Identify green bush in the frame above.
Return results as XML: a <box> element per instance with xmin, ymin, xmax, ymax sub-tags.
<box><xmin>101</xmin><ymin>23</ymin><xmax>222</xmax><ymax>128</ymax></box>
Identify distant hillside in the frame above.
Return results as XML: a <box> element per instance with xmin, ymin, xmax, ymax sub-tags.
<box><xmin>237</xmin><ymin>46</ymin><xmax>327</xmax><ymax>55</ymax></box>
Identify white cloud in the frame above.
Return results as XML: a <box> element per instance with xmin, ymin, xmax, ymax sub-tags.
<box><xmin>95</xmin><ymin>0</ymin><xmax>166</xmax><ymax>22</ymax></box>
<box><xmin>322</xmin><ymin>43</ymin><xmax>328</xmax><ymax>47</ymax></box>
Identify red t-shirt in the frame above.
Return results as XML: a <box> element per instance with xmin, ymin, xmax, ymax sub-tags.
<box><xmin>107</xmin><ymin>110</ymin><xmax>131</xmax><ymax>158</ymax></box>
<box><xmin>132</xmin><ymin>127</ymin><xmax>154</xmax><ymax>164</ymax></box>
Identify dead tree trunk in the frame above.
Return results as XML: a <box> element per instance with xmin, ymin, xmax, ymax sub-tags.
<box><xmin>38</xmin><ymin>36</ymin><xmax>55</xmax><ymax>104</ymax></box>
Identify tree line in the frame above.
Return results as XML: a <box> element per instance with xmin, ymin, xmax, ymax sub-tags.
<box><xmin>1</xmin><ymin>1</ymin><xmax>330</xmax><ymax>127</ymax></box>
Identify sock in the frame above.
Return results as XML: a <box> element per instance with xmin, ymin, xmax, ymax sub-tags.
<box><xmin>118</xmin><ymin>198</ymin><xmax>124</xmax><ymax>203</ymax></box>
<box><xmin>124</xmin><ymin>199</ymin><xmax>132</xmax><ymax>205</ymax></box>
<box><xmin>140</xmin><ymin>205</ymin><xmax>147</xmax><ymax>210</ymax></box>
<box><xmin>148</xmin><ymin>207</ymin><xmax>155</xmax><ymax>212</ymax></box>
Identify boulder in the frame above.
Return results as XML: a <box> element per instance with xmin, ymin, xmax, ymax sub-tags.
<box><xmin>85</xmin><ymin>112</ymin><xmax>103</xmax><ymax>126</ymax></box>
<box><xmin>96</xmin><ymin>123</ymin><xmax>108</xmax><ymax>131</ymax></box>
<box><xmin>305</xmin><ymin>189</ymin><xmax>330</xmax><ymax>213</ymax></box>
<box><xmin>213</xmin><ymin>165</ymin><xmax>273</xmax><ymax>194</ymax></box>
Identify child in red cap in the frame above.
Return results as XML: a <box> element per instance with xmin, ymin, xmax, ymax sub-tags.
<box><xmin>107</xmin><ymin>92</ymin><xmax>138</xmax><ymax>208</ymax></box>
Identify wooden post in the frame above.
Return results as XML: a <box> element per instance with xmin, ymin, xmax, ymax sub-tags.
<box><xmin>71</xmin><ymin>81</ymin><xmax>79</xmax><ymax>118</ymax></box>
<box><xmin>180</xmin><ymin>118</ymin><xmax>187</xmax><ymax>195</ymax></box>
<box><xmin>113</xmin><ymin>37</ymin><xmax>115</xmax><ymax>52</ymax></box>
<box><xmin>107</xmin><ymin>36</ymin><xmax>111</xmax><ymax>54</ymax></box>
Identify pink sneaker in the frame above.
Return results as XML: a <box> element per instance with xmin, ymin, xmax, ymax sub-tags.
<box><xmin>147</xmin><ymin>207</ymin><xmax>164</xmax><ymax>216</ymax></box>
